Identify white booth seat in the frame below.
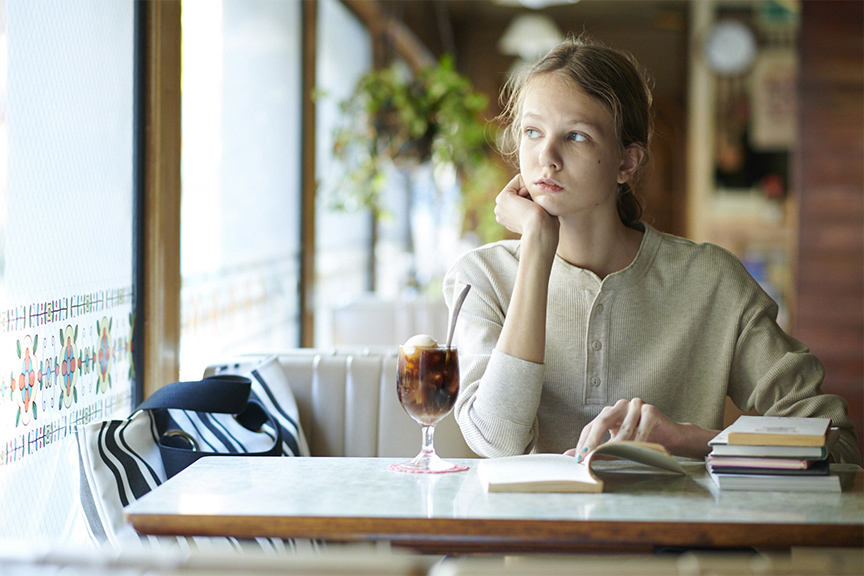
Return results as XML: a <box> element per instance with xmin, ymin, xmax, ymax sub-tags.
<box><xmin>204</xmin><ymin>348</ymin><xmax>476</xmax><ymax>459</ymax></box>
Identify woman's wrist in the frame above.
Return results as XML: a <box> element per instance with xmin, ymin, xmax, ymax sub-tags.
<box><xmin>669</xmin><ymin>422</ymin><xmax>717</xmax><ymax>459</ymax></box>
<box><xmin>520</xmin><ymin>232</ymin><xmax>557</xmax><ymax>273</ymax></box>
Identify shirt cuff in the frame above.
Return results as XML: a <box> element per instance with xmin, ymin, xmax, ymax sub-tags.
<box><xmin>472</xmin><ymin>348</ymin><xmax>546</xmax><ymax>428</ymax></box>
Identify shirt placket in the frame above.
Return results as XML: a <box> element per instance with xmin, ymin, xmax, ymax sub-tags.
<box><xmin>584</xmin><ymin>291</ymin><xmax>610</xmax><ymax>405</ymax></box>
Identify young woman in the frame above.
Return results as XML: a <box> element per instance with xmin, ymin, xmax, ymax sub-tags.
<box><xmin>443</xmin><ymin>35</ymin><xmax>860</xmax><ymax>464</ymax></box>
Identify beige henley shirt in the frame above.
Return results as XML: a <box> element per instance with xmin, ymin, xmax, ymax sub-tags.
<box><xmin>443</xmin><ymin>224</ymin><xmax>859</xmax><ymax>463</ymax></box>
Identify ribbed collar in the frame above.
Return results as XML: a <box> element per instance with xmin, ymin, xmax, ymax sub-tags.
<box><xmin>543</xmin><ymin>223</ymin><xmax>662</xmax><ymax>292</ymax></box>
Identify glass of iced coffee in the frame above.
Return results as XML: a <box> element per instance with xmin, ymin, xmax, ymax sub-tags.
<box><xmin>390</xmin><ymin>334</ymin><xmax>467</xmax><ymax>473</ymax></box>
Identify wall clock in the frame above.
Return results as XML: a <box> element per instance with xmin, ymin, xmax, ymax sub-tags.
<box><xmin>704</xmin><ymin>19</ymin><xmax>757</xmax><ymax>75</ymax></box>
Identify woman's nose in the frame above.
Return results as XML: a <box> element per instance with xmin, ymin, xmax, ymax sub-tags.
<box><xmin>539</xmin><ymin>140</ymin><xmax>562</xmax><ymax>170</ymax></box>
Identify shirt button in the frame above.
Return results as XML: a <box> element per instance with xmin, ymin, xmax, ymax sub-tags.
<box><xmin>591</xmin><ymin>340</ymin><xmax>602</xmax><ymax>351</ymax></box>
<box><xmin>595</xmin><ymin>304</ymin><xmax>604</xmax><ymax>314</ymax></box>
<box><xmin>591</xmin><ymin>377</ymin><xmax>601</xmax><ymax>387</ymax></box>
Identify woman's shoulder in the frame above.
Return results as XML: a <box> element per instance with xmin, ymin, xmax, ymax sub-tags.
<box><xmin>647</xmin><ymin>226</ymin><xmax>758</xmax><ymax>290</ymax></box>
<box><xmin>652</xmin><ymin>227</ymin><xmax>747</xmax><ymax>270</ymax></box>
<box><xmin>451</xmin><ymin>239</ymin><xmax>522</xmax><ymax>268</ymax></box>
<box><xmin>445</xmin><ymin>239</ymin><xmax>522</xmax><ymax>290</ymax></box>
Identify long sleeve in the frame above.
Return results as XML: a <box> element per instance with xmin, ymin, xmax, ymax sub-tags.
<box><xmin>728</xmin><ymin>288</ymin><xmax>861</xmax><ymax>464</ymax></box>
<box><xmin>443</xmin><ymin>243</ymin><xmax>546</xmax><ymax>457</ymax></box>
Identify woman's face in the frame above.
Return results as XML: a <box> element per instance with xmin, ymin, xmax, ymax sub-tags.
<box><xmin>518</xmin><ymin>73</ymin><xmax>634</xmax><ymax>223</ymax></box>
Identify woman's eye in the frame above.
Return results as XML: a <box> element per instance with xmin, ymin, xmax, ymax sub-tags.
<box><xmin>525</xmin><ymin>128</ymin><xmax>540</xmax><ymax>138</ymax></box>
<box><xmin>568</xmin><ymin>132</ymin><xmax>587</xmax><ymax>142</ymax></box>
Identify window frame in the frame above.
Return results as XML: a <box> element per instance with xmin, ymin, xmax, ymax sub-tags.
<box><xmin>139</xmin><ymin>0</ymin><xmax>431</xmax><ymax>394</ymax></box>
<box><xmin>141</xmin><ymin>0</ymin><xmax>182</xmax><ymax>398</ymax></box>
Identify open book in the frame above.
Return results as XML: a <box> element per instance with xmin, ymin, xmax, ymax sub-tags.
<box><xmin>477</xmin><ymin>441</ymin><xmax>685</xmax><ymax>493</ymax></box>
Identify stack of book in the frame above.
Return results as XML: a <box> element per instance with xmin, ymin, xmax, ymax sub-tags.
<box><xmin>706</xmin><ymin>416</ymin><xmax>840</xmax><ymax>492</ymax></box>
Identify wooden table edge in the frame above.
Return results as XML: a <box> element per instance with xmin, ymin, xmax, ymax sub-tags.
<box><xmin>125</xmin><ymin>513</ymin><xmax>864</xmax><ymax>552</ymax></box>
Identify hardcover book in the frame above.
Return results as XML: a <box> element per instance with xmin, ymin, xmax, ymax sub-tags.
<box><xmin>707</xmin><ymin>457</ymin><xmax>830</xmax><ymax>476</ymax></box>
<box><xmin>707</xmin><ymin>469</ymin><xmax>841</xmax><ymax>492</ymax></box>
<box><xmin>723</xmin><ymin>416</ymin><xmax>831</xmax><ymax>447</ymax></box>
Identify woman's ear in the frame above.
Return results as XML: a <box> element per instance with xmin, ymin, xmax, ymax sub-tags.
<box><xmin>617</xmin><ymin>144</ymin><xmax>646</xmax><ymax>184</ymax></box>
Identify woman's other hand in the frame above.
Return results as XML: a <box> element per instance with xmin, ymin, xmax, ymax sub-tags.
<box><xmin>565</xmin><ymin>398</ymin><xmax>717</xmax><ymax>461</ymax></box>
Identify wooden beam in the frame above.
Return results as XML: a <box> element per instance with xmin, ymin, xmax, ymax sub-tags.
<box><xmin>341</xmin><ymin>0</ymin><xmax>436</xmax><ymax>71</ymax></box>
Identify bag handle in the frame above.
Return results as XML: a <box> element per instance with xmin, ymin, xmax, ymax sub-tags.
<box><xmin>136</xmin><ymin>375</ymin><xmax>284</xmax><ymax>478</ymax></box>
<box><xmin>135</xmin><ymin>374</ymin><xmax>253</xmax><ymax>414</ymax></box>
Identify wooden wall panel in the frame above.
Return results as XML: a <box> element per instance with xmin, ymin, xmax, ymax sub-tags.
<box><xmin>795</xmin><ymin>0</ymin><xmax>864</xmax><ymax>460</ymax></box>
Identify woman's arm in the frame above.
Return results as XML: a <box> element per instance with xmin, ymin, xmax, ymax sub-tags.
<box><xmin>729</xmin><ymin>297</ymin><xmax>861</xmax><ymax>465</ymax></box>
<box><xmin>495</xmin><ymin>176</ymin><xmax>558</xmax><ymax>364</ymax></box>
<box><xmin>442</xmin><ymin>175</ymin><xmax>560</xmax><ymax>457</ymax></box>
<box><xmin>493</xmin><ymin>175</ymin><xmax>559</xmax><ymax>363</ymax></box>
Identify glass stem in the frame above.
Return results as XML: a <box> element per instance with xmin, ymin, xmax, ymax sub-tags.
<box><xmin>419</xmin><ymin>424</ymin><xmax>437</xmax><ymax>459</ymax></box>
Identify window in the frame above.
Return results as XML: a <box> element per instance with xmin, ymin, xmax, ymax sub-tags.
<box><xmin>180</xmin><ymin>0</ymin><xmax>303</xmax><ymax>380</ymax></box>
<box><xmin>0</xmin><ymin>0</ymin><xmax>138</xmax><ymax>542</ymax></box>
<box><xmin>313</xmin><ymin>0</ymin><xmax>374</xmax><ymax>347</ymax></box>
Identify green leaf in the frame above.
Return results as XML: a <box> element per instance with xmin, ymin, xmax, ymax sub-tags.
<box><xmin>33</xmin><ymin>335</ymin><xmax>39</xmax><ymax>354</ymax></box>
<box><xmin>16</xmin><ymin>340</ymin><xmax>21</xmax><ymax>358</ymax></box>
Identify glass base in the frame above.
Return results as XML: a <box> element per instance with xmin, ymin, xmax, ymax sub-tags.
<box><xmin>388</xmin><ymin>423</ymin><xmax>469</xmax><ymax>473</ymax></box>
<box><xmin>387</xmin><ymin>452</ymin><xmax>469</xmax><ymax>474</ymax></box>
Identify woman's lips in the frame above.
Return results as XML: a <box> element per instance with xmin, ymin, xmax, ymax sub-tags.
<box><xmin>534</xmin><ymin>178</ymin><xmax>564</xmax><ymax>192</ymax></box>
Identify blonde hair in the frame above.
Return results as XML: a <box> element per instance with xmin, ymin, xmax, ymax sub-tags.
<box><xmin>498</xmin><ymin>35</ymin><xmax>654</xmax><ymax>228</ymax></box>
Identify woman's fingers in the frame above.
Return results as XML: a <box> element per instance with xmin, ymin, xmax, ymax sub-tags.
<box><xmin>494</xmin><ymin>176</ymin><xmax>526</xmax><ymax>233</ymax></box>
<box><xmin>495</xmin><ymin>175</ymin><xmax>542</xmax><ymax>234</ymax></box>
<box><xmin>572</xmin><ymin>399</ymin><xmax>669</xmax><ymax>461</ymax></box>
<box><xmin>610</xmin><ymin>397</ymin><xmax>644</xmax><ymax>442</ymax></box>
<box><xmin>633</xmin><ymin>403</ymin><xmax>662</xmax><ymax>442</ymax></box>
<box><xmin>498</xmin><ymin>174</ymin><xmax>524</xmax><ymax>197</ymax></box>
<box><xmin>575</xmin><ymin>400</ymin><xmax>628</xmax><ymax>460</ymax></box>
<box><xmin>568</xmin><ymin>399</ymin><xmax>712</xmax><ymax>460</ymax></box>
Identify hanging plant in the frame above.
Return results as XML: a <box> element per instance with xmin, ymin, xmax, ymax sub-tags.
<box><xmin>329</xmin><ymin>55</ymin><xmax>504</xmax><ymax>228</ymax></box>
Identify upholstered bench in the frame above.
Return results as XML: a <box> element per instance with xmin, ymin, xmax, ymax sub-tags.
<box><xmin>204</xmin><ymin>347</ymin><xmax>477</xmax><ymax>460</ymax></box>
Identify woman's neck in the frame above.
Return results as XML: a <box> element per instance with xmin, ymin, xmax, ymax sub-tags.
<box><xmin>555</xmin><ymin>217</ymin><xmax>644</xmax><ymax>279</ymax></box>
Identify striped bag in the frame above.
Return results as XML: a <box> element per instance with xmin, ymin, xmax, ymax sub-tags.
<box><xmin>76</xmin><ymin>355</ymin><xmax>309</xmax><ymax>547</ymax></box>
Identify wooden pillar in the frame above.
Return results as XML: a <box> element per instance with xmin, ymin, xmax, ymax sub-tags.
<box><xmin>142</xmin><ymin>0</ymin><xmax>182</xmax><ymax>396</ymax></box>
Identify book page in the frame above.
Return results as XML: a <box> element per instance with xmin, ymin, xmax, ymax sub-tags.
<box><xmin>477</xmin><ymin>441</ymin><xmax>685</xmax><ymax>493</ymax></box>
<box><xmin>587</xmin><ymin>441</ymin><xmax>685</xmax><ymax>474</ymax></box>
<box><xmin>477</xmin><ymin>454</ymin><xmax>602</xmax><ymax>493</ymax></box>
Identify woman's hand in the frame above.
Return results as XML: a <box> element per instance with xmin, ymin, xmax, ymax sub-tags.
<box><xmin>564</xmin><ymin>398</ymin><xmax>717</xmax><ymax>461</ymax></box>
<box><xmin>491</xmin><ymin>174</ymin><xmax>559</xmax><ymax>365</ymax></box>
<box><xmin>494</xmin><ymin>175</ymin><xmax>559</xmax><ymax>257</ymax></box>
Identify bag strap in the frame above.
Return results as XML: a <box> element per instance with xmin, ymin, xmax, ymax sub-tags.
<box><xmin>135</xmin><ymin>374</ymin><xmax>252</xmax><ymax>414</ymax></box>
<box><xmin>135</xmin><ymin>375</ymin><xmax>284</xmax><ymax>478</ymax></box>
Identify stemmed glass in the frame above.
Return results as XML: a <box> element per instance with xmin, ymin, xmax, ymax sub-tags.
<box><xmin>389</xmin><ymin>343</ymin><xmax>468</xmax><ymax>473</ymax></box>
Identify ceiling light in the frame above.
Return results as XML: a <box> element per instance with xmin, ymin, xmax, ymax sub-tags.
<box><xmin>493</xmin><ymin>0</ymin><xmax>580</xmax><ymax>8</ymax></box>
<box><xmin>498</xmin><ymin>13</ymin><xmax>564</xmax><ymax>61</ymax></box>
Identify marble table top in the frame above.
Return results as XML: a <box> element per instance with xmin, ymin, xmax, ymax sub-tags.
<box><xmin>124</xmin><ymin>457</ymin><xmax>864</xmax><ymax>552</ymax></box>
